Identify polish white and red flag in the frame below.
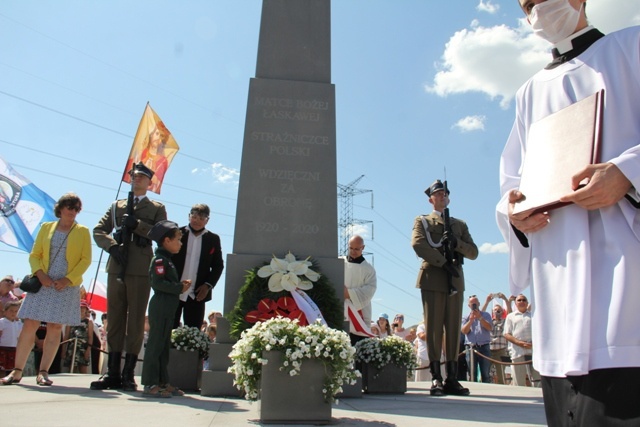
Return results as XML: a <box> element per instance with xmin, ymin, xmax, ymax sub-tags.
<box><xmin>344</xmin><ymin>299</ymin><xmax>376</xmax><ymax>338</ymax></box>
<box><xmin>86</xmin><ymin>279</ymin><xmax>108</xmax><ymax>313</ymax></box>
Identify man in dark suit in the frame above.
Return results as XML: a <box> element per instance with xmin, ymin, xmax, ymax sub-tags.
<box><xmin>92</xmin><ymin>162</ymin><xmax>167</xmax><ymax>391</ymax></box>
<box><xmin>411</xmin><ymin>180</ymin><xmax>478</xmax><ymax>396</ymax></box>
<box><xmin>172</xmin><ymin>204</ymin><xmax>224</xmax><ymax>329</ymax></box>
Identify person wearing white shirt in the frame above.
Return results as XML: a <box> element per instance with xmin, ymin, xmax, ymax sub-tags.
<box><xmin>503</xmin><ymin>295</ymin><xmax>540</xmax><ymax>387</ymax></box>
<box><xmin>172</xmin><ymin>204</ymin><xmax>224</xmax><ymax>329</ymax></box>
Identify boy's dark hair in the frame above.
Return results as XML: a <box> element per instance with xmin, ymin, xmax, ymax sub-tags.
<box><xmin>160</xmin><ymin>227</ymin><xmax>181</xmax><ymax>244</ymax></box>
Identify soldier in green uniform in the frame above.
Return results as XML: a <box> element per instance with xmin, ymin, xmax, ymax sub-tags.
<box><xmin>91</xmin><ymin>163</ymin><xmax>167</xmax><ymax>391</ymax></box>
<box><xmin>141</xmin><ymin>220</ymin><xmax>190</xmax><ymax>398</ymax></box>
<box><xmin>411</xmin><ymin>180</ymin><xmax>478</xmax><ymax>396</ymax></box>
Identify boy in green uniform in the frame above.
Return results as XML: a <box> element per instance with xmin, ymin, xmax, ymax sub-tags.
<box><xmin>141</xmin><ymin>220</ymin><xmax>190</xmax><ymax>398</ymax></box>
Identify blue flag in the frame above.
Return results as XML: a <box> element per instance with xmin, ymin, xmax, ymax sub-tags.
<box><xmin>0</xmin><ymin>156</ymin><xmax>56</xmax><ymax>252</ymax></box>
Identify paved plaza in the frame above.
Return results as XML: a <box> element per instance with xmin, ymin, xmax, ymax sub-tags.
<box><xmin>3</xmin><ymin>374</ymin><xmax>546</xmax><ymax>427</ymax></box>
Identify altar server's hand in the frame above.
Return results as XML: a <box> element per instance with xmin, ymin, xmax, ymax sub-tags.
<box><xmin>508</xmin><ymin>190</ymin><xmax>550</xmax><ymax>233</ymax></box>
<box><xmin>560</xmin><ymin>162</ymin><xmax>631</xmax><ymax>210</ymax></box>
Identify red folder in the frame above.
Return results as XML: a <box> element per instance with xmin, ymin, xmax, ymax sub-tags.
<box><xmin>513</xmin><ymin>90</ymin><xmax>604</xmax><ymax>216</ymax></box>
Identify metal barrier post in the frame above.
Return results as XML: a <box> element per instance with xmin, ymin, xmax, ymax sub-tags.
<box><xmin>70</xmin><ymin>337</ymin><xmax>78</xmax><ymax>373</ymax></box>
<box><xmin>469</xmin><ymin>346</ymin><xmax>476</xmax><ymax>382</ymax></box>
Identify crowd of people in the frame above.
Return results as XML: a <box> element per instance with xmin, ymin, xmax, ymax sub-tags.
<box><xmin>0</xmin><ymin>164</ymin><xmax>225</xmax><ymax>399</ymax></box>
<box><xmin>353</xmin><ymin>291</ymin><xmax>537</xmax><ymax>388</ymax></box>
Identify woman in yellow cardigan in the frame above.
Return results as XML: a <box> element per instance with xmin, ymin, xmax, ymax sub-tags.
<box><xmin>1</xmin><ymin>193</ymin><xmax>91</xmax><ymax>386</ymax></box>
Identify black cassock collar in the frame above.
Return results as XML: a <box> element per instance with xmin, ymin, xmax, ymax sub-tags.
<box><xmin>546</xmin><ymin>28</ymin><xmax>605</xmax><ymax>70</ymax></box>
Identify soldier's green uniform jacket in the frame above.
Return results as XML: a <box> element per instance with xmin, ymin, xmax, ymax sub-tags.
<box><xmin>411</xmin><ymin>212</ymin><xmax>479</xmax><ymax>293</ymax></box>
<box><xmin>94</xmin><ymin>198</ymin><xmax>167</xmax><ymax>276</ymax></box>
<box><xmin>148</xmin><ymin>247</ymin><xmax>183</xmax><ymax>316</ymax></box>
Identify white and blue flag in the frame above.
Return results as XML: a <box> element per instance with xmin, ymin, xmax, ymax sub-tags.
<box><xmin>0</xmin><ymin>156</ymin><xmax>56</xmax><ymax>252</ymax></box>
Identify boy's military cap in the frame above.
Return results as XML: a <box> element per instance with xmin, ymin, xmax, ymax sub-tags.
<box><xmin>148</xmin><ymin>220</ymin><xmax>179</xmax><ymax>243</ymax></box>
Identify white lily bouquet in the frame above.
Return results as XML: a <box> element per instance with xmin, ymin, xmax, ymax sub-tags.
<box><xmin>228</xmin><ymin>317</ymin><xmax>360</xmax><ymax>402</ymax></box>
<box><xmin>171</xmin><ymin>325</ymin><xmax>210</xmax><ymax>359</ymax></box>
<box><xmin>355</xmin><ymin>335</ymin><xmax>418</xmax><ymax>375</ymax></box>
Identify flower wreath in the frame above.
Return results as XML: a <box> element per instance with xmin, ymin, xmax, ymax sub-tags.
<box><xmin>227</xmin><ymin>252</ymin><xmax>343</xmax><ymax>340</ymax></box>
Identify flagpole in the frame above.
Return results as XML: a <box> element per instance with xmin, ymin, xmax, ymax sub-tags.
<box><xmin>86</xmin><ymin>180</ymin><xmax>125</xmax><ymax>308</ymax></box>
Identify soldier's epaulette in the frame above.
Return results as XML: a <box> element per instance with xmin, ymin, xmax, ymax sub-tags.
<box><xmin>154</xmin><ymin>258</ymin><xmax>165</xmax><ymax>275</ymax></box>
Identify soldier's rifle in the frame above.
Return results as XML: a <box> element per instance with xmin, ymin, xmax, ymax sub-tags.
<box><xmin>442</xmin><ymin>179</ymin><xmax>458</xmax><ymax>296</ymax></box>
<box><xmin>116</xmin><ymin>177</ymin><xmax>135</xmax><ymax>282</ymax></box>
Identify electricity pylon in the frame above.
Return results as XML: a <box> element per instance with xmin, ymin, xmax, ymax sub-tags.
<box><xmin>337</xmin><ymin>175</ymin><xmax>373</xmax><ymax>257</ymax></box>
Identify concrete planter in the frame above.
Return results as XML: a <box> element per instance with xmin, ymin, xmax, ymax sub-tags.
<box><xmin>168</xmin><ymin>348</ymin><xmax>202</xmax><ymax>391</ymax></box>
<box><xmin>361</xmin><ymin>363</ymin><xmax>407</xmax><ymax>394</ymax></box>
<box><xmin>259</xmin><ymin>351</ymin><xmax>331</xmax><ymax>424</ymax></box>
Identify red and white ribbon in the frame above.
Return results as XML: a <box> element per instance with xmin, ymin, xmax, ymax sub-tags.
<box><xmin>344</xmin><ymin>299</ymin><xmax>376</xmax><ymax>337</ymax></box>
<box><xmin>291</xmin><ymin>289</ymin><xmax>327</xmax><ymax>326</ymax></box>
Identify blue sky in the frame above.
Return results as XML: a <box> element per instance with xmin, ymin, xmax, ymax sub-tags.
<box><xmin>1</xmin><ymin>1</ymin><xmax>638</xmax><ymax>326</ymax></box>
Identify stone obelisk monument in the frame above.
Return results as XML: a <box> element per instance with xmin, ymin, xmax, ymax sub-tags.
<box><xmin>202</xmin><ymin>0</ymin><xmax>343</xmax><ymax>396</ymax></box>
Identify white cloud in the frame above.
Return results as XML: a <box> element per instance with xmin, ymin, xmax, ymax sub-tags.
<box><xmin>343</xmin><ymin>223</ymin><xmax>371</xmax><ymax>239</ymax></box>
<box><xmin>453</xmin><ymin>115</ymin><xmax>486</xmax><ymax>132</ymax></box>
<box><xmin>479</xmin><ymin>242</ymin><xmax>508</xmax><ymax>254</ymax></box>
<box><xmin>210</xmin><ymin>162</ymin><xmax>239</xmax><ymax>184</ymax></box>
<box><xmin>426</xmin><ymin>20</ymin><xmax>549</xmax><ymax>108</ymax></box>
<box><xmin>477</xmin><ymin>0</ymin><xmax>499</xmax><ymax>14</ymax></box>
<box><xmin>427</xmin><ymin>7</ymin><xmax>639</xmax><ymax>108</ymax></box>
<box><xmin>588</xmin><ymin>3</ymin><xmax>640</xmax><ymax>34</ymax></box>
<box><xmin>192</xmin><ymin>162</ymin><xmax>239</xmax><ymax>185</ymax></box>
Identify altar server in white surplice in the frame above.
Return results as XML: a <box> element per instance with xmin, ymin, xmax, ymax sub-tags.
<box><xmin>343</xmin><ymin>235</ymin><xmax>377</xmax><ymax>345</ymax></box>
<box><xmin>496</xmin><ymin>1</ymin><xmax>640</xmax><ymax>425</ymax></box>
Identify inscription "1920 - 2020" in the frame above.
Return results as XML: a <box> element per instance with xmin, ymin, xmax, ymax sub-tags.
<box><xmin>256</xmin><ymin>222</ymin><xmax>320</xmax><ymax>234</ymax></box>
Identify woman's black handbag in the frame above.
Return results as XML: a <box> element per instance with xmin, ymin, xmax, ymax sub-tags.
<box><xmin>20</xmin><ymin>274</ymin><xmax>42</xmax><ymax>294</ymax></box>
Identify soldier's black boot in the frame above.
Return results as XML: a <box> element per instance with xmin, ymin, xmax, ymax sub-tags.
<box><xmin>121</xmin><ymin>353</ymin><xmax>138</xmax><ymax>392</ymax></box>
<box><xmin>90</xmin><ymin>352</ymin><xmax>122</xmax><ymax>390</ymax></box>
<box><xmin>429</xmin><ymin>362</ymin><xmax>445</xmax><ymax>396</ymax></box>
<box><xmin>443</xmin><ymin>361</ymin><xmax>470</xmax><ymax>396</ymax></box>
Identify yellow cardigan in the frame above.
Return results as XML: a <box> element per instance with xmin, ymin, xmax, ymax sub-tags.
<box><xmin>29</xmin><ymin>221</ymin><xmax>92</xmax><ymax>287</ymax></box>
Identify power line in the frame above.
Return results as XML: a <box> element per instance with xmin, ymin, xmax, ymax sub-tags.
<box><xmin>0</xmin><ymin>89</ymin><xmax>132</xmax><ymax>139</ymax></box>
<box><xmin>0</xmin><ymin>138</ymin><xmax>238</xmax><ymax>203</ymax></box>
<box><xmin>377</xmin><ymin>276</ymin><xmax>421</xmax><ymax>301</ymax></box>
<box><xmin>0</xmin><ymin>12</ymin><xmax>241</xmax><ymax>123</ymax></box>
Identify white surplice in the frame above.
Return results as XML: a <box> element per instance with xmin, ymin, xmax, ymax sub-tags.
<box><xmin>496</xmin><ymin>26</ymin><xmax>640</xmax><ymax>378</ymax></box>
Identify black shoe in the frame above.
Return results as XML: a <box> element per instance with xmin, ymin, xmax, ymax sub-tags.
<box><xmin>90</xmin><ymin>352</ymin><xmax>122</xmax><ymax>390</ymax></box>
<box><xmin>90</xmin><ymin>373</ymin><xmax>122</xmax><ymax>390</ymax></box>
<box><xmin>121</xmin><ymin>353</ymin><xmax>138</xmax><ymax>392</ymax></box>
<box><xmin>430</xmin><ymin>379</ymin><xmax>445</xmax><ymax>396</ymax></box>
<box><xmin>443</xmin><ymin>378</ymin><xmax>470</xmax><ymax>396</ymax></box>
<box><xmin>121</xmin><ymin>377</ymin><xmax>137</xmax><ymax>392</ymax></box>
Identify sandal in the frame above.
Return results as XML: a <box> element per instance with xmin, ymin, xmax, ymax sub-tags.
<box><xmin>36</xmin><ymin>370</ymin><xmax>53</xmax><ymax>386</ymax></box>
<box><xmin>0</xmin><ymin>369</ymin><xmax>23</xmax><ymax>386</ymax></box>
<box><xmin>142</xmin><ymin>385</ymin><xmax>172</xmax><ymax>398</ymax></box>
<box><xmin>161</xmin><ymin>384</ymin><xmax>184</xmax><ymax>396</ymax></box>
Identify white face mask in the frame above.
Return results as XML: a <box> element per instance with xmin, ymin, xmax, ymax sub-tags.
<box><xmin>530</xmin><ymin>0</ymin><xmax>582</xmax><ymax>44</ymax></box>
